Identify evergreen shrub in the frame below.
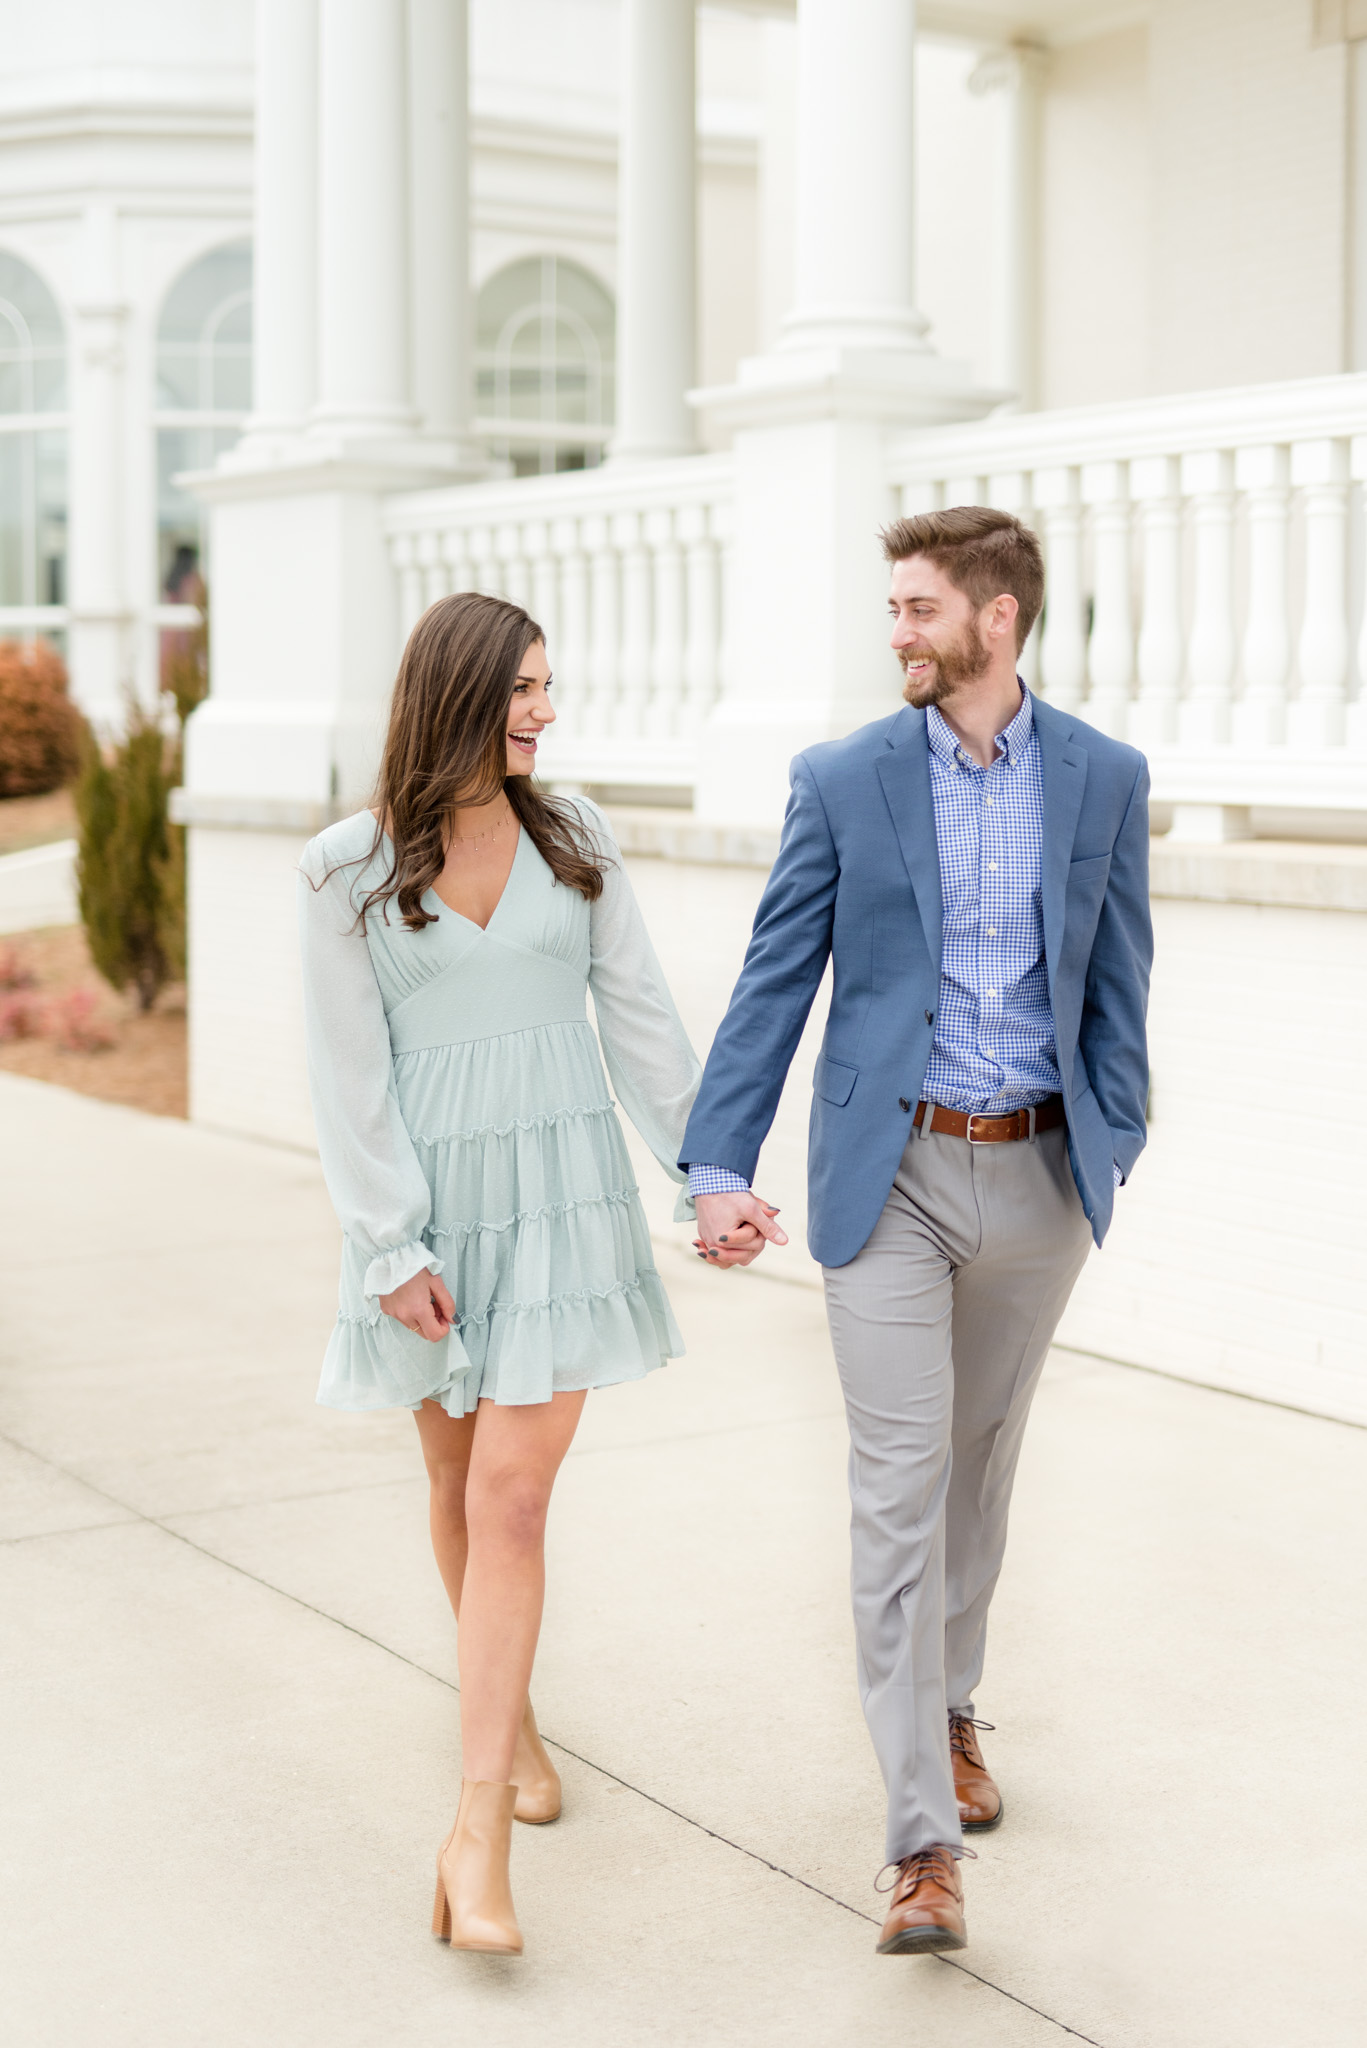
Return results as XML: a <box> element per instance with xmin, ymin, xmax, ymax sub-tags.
<box><xmin>0</xmin><ymin>640</ymin><xmax>85</xmax><ymax>798</ymax></box>
<box><xmin>75</xmin><ymin>702</ymin><xmax>185</xmax><ymax>1013</ymax></box>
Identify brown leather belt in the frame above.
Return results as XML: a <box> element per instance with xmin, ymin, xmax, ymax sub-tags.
<box><xmin>912</xmin><ymin>1095</ymin><xmax>1065</xmax><ymax>1144</ymax></box>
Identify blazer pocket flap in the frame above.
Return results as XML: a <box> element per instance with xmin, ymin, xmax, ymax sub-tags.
<box><xmin>1067</xmin><ymin>852</ymin><xmax>1112</xmax><ymax>880</ymax></box>
<box><xmin>814</xmin><ymin>1055</ymin><xmax>858</xmax><ymax>1106</ymax></box>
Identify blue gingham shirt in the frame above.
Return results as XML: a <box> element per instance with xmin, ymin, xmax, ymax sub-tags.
<box><xmin>689</xmin><ymin>685</ymin><xmax>1119</xmax><ymax>1199</ymax></box>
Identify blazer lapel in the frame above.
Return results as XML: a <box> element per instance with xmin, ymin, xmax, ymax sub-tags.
<box><xmin>1034</xmin><ymin>697</ymin><xmax>1088</xmax><ymax>991</ymax></box>
<box><xmin>875</xmin><ymin>709</ymin><xmax>942</xmax><ymax>969</ymax></box>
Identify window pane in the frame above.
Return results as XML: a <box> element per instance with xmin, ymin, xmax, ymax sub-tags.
<box><xmin>156</xmin><ymin>241</ymin><xmax>253</xmax><ymax>413</ymax></box>
<box><xmin>157</xmin><ymin>424</ymin><xmax>238</xmax><ymax>590</ymax></box>
<box><xmin>0</xmin><ymin>251</ymin><xmax>66</xmax><ymax>415</ymax></box>
<box><xmin>475</xmin><ymin>256</ymin><xmax>615</xmax><ymax>454</ymax></box>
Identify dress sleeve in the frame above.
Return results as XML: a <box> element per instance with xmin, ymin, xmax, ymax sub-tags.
<box><xmin>578</xmin><ymin>800</ymin><xmax>702</xmax><ymax>1222</ymax></box>
<box><xmin>297</xmin><ymin>840</ymin><xmax>443</xmax><ymax>1301</ymax></box>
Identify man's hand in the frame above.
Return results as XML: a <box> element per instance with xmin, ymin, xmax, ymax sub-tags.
<box><xmin>692</xmin><ymin>1191</ymin><xmax>788</xmax><ymax>1269</ymax></box>
<box><xmin>378</xmin><ymin>1267</ymin><xmax>457</xmax><ymax>1340</ymax></box>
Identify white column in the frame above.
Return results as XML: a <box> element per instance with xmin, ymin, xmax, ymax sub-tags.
<box><xmin>313</xmin><ymin>0</ymin><xmax>416</xmax><ymax>439</ymax></box>
<box><xmin>408</xmin><ymin>0</ymin><xmax>472</xmax><ymax>449</ymax></box>
<box><xmin>970</xmin><ymin>43</ymin><xmax>1046</xmax><ymax>409</ymax></box>
<box><xmin>1234</xmin><ymin>444</ymin><xmax>1291</xmax><ymax>748</ymax></box>
<box><xmin>1130</xmin><ymin>457</ymin><xmax>1183</xmax><ymax>750</ymax></box>
<box><xmin>780</xmin><ymin>0</ymin><xmax>929</xmax><ymax>354</ymax></box>
<box><xmin>248</xmin><ymin>0</ymin><xmax>317</xmax><ymax>438</ymax></box>
<box><xmin>612</xmin><ymin>0</ymin><xmax>697</xmax><ymax>462</ymax></box>
<box><xmin>1289</xmin><ymin>438</ymin><xmax>1350</xmax><ymax>749</ymax></box>
<box><xmin>1179</xmin><ymin>450</ymin><xmax>1236</xmax><ymax>748</ymax></box>
<box><xmin>67</xmin><ymin>202</ymin><xmax>131</xmax><ymax>729</ymax></box>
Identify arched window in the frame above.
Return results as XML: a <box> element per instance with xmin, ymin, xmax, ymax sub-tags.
<box><xmin>475</xmin><ymin>257</ymin><xmax>615</xmax><ymax>476</ymax></box>
<box><xmin>154</xmin><ymin>240</ymin><xmax>252</xmax><ymax>598</ymax></box>
<box><xmin>0</xmin><ymin>251</ymin><xmax>67</xmax><ymax>626</ymax></box>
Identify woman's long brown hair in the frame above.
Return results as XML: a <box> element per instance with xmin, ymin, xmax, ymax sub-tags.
<box><xmin>357</xmin><ymin>591</ymin><xmax>606</xmax><ymax>930</ymax></box>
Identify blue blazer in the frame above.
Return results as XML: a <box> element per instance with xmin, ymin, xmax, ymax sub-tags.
<box><xmin>679</xmin><ymin>695</ymin><xmax>1153</xmax><ymax>1266</ymax></box>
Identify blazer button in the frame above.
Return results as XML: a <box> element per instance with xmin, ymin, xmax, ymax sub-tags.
<box><xmin>925</xmin><ymin>1009</ymin><xmax>934</xmax><ymax>1025</ymax></box>
<box><xmin>899</xmin><ymin>1097</ymin><xmax>911</xmax><ymax>1113</ymax></box>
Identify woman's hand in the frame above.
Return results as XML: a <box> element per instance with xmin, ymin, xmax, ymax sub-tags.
<box><xmin>378</xmin><ymin>1268</ymin><xmax>457</xmax><ymax>1341</ymax></box>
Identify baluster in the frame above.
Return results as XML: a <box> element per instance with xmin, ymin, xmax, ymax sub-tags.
<box><xmin>1354</xmin><ymin>450</ymin><xmax>1367</xmax><ymax>753</ymax></box>
<box><xmin>646</xmin><ymin>507</ymin><xmax>684</xmax><ymax>740</ymax></box>
<box><xmin>713</xmin><ymin>496</ymin><xmax>737</xmax><ymax>726</ymax></box>
<box><xmin>1130</xmin><ymin>455</ymin><xmax>1183</xmax><ymax>750</ymax></box>
<box><xmin>392</xmin><ymin>532</ymin><xmax>424</xmax><ymax>640</ymax></box>
<box><xmin>1290</xmin><ymin>437</ymin><xmax>1350</xmax><ymax>749</ymax></box>
<box><xmin>1179</xmin><ymin>450</ymin><xmax>1236</xmax><ymax>747</ymax></box>
<box><xmin>470</xmin><ymin>524</ymin><xmax>499</xmax><ymax>595</ymax></box>
<box><xmin>1233</xmin><ymin>444</ymin><xmax>1291</xmax><ymax>748</ymax></box>
<box><xmin>416</xmin><ymin>529</ymin><xmax>448</xmax><ymax>612</ymax></box>
<box><xmin>497</xmin><ymin>521</ymin><xmax>531</xmax><ymax>609</ymax></box>
<box><xmin>524</xmin><ymin>520</ymin><xmax>558</xmax><ymax>649</ymax></box>
<box><xmin>899</xmin><ymin>480</ymin><xmax>941</xmax><ymax>516</ymax></box>
<box><xmin>614</xmin><ymin>510</ymin><xmax>652</xmax><ymax>740</ymax></box>
<box><xmin>440</xmin><ymin>526</ymin><xmax>473</xmax><ymax>596</ymax></box>
<box><xmin>583</xmin><ymin>512</ymin><xmax>619</xmax><ymax>741</ymax></box>
<box><xmin>1083</xmin><ymin>460</ymin><xmax>1134</xmax><ymax>736</ymax></box>
<box><xmin>678</xmin><ymin>501</ymin><xmax>719</xmax><ymax>737</ymax></box>
<box><xmin>552</xmin><ymin>515</ymin><xmax>590</xmax><ymax>743</ymax></box>
<box><xmin>944</xmin><ymin>473</ymin><xmax>986</xmax><ymax>511</ymax></box>
<box><xmin>1033</xmin><ymin>467</ymin><xmax>1086</xmax><ymax>709</ymax></box>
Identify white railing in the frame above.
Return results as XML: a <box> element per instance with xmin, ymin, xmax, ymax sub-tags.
<box><xmin>383</xmin><ymin>454</ymin><xmax>734</xmax><ymax>792</ymax></box>
<box><xmin>889</xmin><ymin>373</ymin><xmax>1367</xmax><ymax>823</ymax></box>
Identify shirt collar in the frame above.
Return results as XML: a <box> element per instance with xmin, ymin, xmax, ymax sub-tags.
<box><xmin>926</xmin><ymin>681</ymin><xmax>1032</xmax><ymax>772</ymax></box>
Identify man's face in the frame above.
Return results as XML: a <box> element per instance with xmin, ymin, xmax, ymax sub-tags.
<box><xmin>887</xmin><ymin>554</ymin><xmax>991</xmax><ymax>708</ymax></box>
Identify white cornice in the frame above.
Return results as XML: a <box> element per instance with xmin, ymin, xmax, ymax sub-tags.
<box><xmin>0</xmin><ymin>102</ymin><xmax>252</xmax><ymax>148</ymax></box>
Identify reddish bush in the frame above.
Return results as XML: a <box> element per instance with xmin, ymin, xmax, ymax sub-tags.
<box><xmin>0</xmin><ymin>640</ymin><xmax>85</xmax><ymax>798</ymax></box>
<box><xmin>0</xmin><ymin>990</ymin><xmax>42</xmax><ymax>1040</ymax></box>
<box><xmin>48</xmin><ymin>986</ymin><xmax>118</xmax><ymax>1052</ymax></box>
<box><xmin>0</xmin><ymin>942</ymin><xmax>37</xmax><ymax>991</ymax></box>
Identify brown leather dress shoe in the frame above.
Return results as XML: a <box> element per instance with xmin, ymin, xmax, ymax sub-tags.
<box><xmin>875</xmin><ymin>1844</ymin><xmax>967</xmax><ymax>1955</ymax></box>
<box><xmin>950</xmin><ymin>1712</ymin><xmax>1003</xmax><ymax>1832</ymax></box>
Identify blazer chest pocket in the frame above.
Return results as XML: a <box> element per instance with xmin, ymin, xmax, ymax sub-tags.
<box><xmin>1067</xmin><ymin>852</ymin><xmax>1111</xmax><ymax>889</ymax></box>
<box><xmin>814</xmin><ymin>1054</ymin><xmax>858</xmax><ymax>1106</ymax></box>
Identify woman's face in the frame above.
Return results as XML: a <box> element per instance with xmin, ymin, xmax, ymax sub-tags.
<box><xmin>505</xmin><ymin>637</ymin><xmax>555</xmax><ymax>778</ymax></box>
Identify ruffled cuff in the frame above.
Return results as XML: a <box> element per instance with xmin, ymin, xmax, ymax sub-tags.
<box><xmin>672</xmin><ymin>1184</ymin><xmax>696</xmax><ymax>1224</ymax></box>
<box><xmin>362</xmin><ymin>1239</ymin><xmax>445</xmax><ymax>1302</ymax></box>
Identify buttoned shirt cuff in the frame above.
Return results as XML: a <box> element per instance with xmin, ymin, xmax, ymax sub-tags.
<box><xmin>1114</xmin><ymin>1163</ymin><xmax>1124</xmax><ymax>1189</ymax></box>
<box><xmin>687</xmin><ymin>1162</ymin><xmax>752</xmax><ymax>1198</ymax></box>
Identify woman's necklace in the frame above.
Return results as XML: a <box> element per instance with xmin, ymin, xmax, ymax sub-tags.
<box><xmin>447</xmin><ymin>798</ymin><xmax>514</xmax><ymax>850</ymax></box>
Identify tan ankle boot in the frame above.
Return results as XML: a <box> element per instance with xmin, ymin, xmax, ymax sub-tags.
<box><xmin>512</xmin><ymin>1699</ymin><xmax>562</xmax><ymax>1825</ymax></box>
<box><xmin>431</xmin><ymin>1781</ymin><xmax>522</xmax><ymax>1955</ymax></box>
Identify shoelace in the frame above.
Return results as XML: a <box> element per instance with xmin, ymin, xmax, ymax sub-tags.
<box><xmin>948</xmin><ymin>1712</ymin><xmax>995</xmax><ymax>1761</ymax></box>
<box><xmin>874</xmin><ymin>1843</ymin><xmax>977</xmax><ymax>1897</ymax></box>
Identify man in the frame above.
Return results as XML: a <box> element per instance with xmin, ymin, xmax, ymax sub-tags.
<box><xmin>681</xmin><ymin>507</ymin><xmax>1151</xmax><ymax>1955</ymax></box>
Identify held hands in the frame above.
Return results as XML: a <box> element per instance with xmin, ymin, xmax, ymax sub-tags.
<box><xmin>692</xmin><ymin>1191</ymin><xmax>788</xmax><ymax>1270</ymax></box>
<box><xmin>378</xmin><ymin>1267</ymin><xmax>457</xmax><ymax>1341</ymax></box>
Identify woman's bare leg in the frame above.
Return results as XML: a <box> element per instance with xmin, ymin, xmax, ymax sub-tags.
<box><xmin>414</xmin><ymin>1398</ymin><xmax>478</xmax><ymax>1619</ymax></box>
<box><xmin>414</xmin><ymin>1389</ymin><xmax>586</xmax><ymax>1784</ymax></box>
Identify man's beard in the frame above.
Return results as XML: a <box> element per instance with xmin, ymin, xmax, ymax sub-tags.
<box><xmin>898</xmin><ymin>621</ymin><xmax>991</xmax><ymax>707</ymax></box>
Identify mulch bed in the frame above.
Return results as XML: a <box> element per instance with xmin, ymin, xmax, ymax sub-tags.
<box><xmin>0</xmin><ymin>924</ymin><xmax>187</xmax><ymax>1120</ymax></box>
<box><xmin>0</xmin><ymin>786</ymin><xmax>77</xmax><ymax>856</ymax></box>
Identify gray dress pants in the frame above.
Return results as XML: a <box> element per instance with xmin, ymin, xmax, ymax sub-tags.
<box><xmin>822</xmin><ymin>1117</ymin><xmax>1093</xmax><ymax>1862</ymax></box>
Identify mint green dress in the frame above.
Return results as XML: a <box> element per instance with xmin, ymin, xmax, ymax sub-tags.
<box><xmin>297</xmin><ymin>800</ymin><xmax>700</xmax><ymax>1417</ymax></box>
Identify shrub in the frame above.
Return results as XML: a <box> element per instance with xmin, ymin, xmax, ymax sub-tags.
<box><xmin>75</xmin><ymin>701</ymin><xmax>185</xmax><ymax>1013</ymax></box>
<box><xmin>0</xmin><ymin>942</ymin><xmax>37</xmax><ymax>991</ymax></box>
<box><xmin>0</xmin><ymin>990</ymin><xmax>42</xmax><ymax>1040</ymax></box>
<box><xmin>0</xmin><ymin>640</ymin><xmax>85</xmax><ymax>798</ymax></box>
<box><xmin>48</xmin><ymin>986</ymin><xmax>118</xmax><ymax>1052</ymax></box>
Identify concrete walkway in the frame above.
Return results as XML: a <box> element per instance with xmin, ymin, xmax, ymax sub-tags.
<box><xmin>1</xmin><ymin>1070</ymin><xmax>1363</xmax><ymax>2048</ymax></box>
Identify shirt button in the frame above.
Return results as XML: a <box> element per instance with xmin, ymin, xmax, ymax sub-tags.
<box><xmin>987</xmin><ymin>927</ymin><xmax>997</xmax><ymax>937</ymax></box>
<box><xmin>987</xmin><ymin>989</ymin><xmax>998</xmax><ymax>1000</ymax></box>
<box><xmin>984</xmin><ymin>796</ymin><xmax>994</xmax><ymax>806</ymax></box>
<box><xmin>988</xmin><ymin>861</ymin><xmax>998</xmax><ymax>871</ymax></box>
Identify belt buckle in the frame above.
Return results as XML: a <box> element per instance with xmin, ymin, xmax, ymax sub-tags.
<box><xmin>966</xmin><ymin>1113</ymin><xmax>993</xmax><ymax>1145</ymax></box>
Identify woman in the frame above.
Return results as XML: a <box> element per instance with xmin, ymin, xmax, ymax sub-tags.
<box><xmin>298</xmin><ymin>592</ymin><xmax>700</xmax><ymax>1957</ymax></box>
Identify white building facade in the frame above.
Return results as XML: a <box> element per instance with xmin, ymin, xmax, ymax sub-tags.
<box><xmin>3</xmin><ymin>0</ymin><xmax>1366</xmax><ymax>1421</ymax></box>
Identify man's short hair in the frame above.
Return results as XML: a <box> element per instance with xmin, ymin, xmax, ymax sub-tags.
<box><xmin>880</xmin><ymin>506</ymin><xmax>1045</xmax><ymax>654</ymax></box>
